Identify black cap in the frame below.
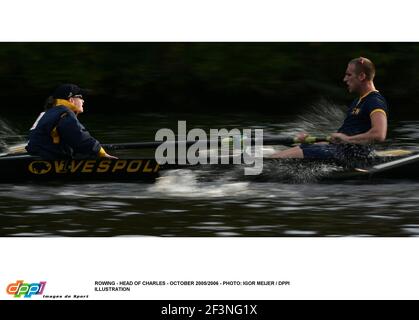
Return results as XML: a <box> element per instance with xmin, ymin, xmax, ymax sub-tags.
<box><xmin>52</xmin><ymin>84</ymin><xmax>87</xmax><ymax>100</ymax></box>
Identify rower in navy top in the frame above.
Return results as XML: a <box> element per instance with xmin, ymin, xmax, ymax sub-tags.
<box><xmin>26</xmin><ymin>84</ymin><xmax>117</xmax><ymax>160</ymax></box>
<box><xmin>338</xmin><ymin>91</ymin><xmax>388</xmax><ymax>136</ymax></box>
<box><xmin>271</xmin><ymin>57</ymin><xmax>388</xmax><ymax>162</ymax></box>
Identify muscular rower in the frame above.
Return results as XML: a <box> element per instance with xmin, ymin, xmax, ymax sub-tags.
<box><xmin>271</xmin><ymin>57</ymin><xmax>388</xmax><ymax>162</ymax></box>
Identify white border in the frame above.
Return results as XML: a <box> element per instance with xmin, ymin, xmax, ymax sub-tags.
<box><xmin>2</xmin><ymin>238</ymin><xmax>419</xmax><ymax>300</ymax></box>
<box><xmin>1</xmin><ymin>0</ymin><xmax>419</xmax><ymax>41</ymax></box>
<box><xmin>2</xmin><ymin>0</ymin><xmax>419</xmax><ymax>301</ymax></box>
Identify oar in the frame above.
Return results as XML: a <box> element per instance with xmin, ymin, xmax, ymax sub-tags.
<box><xmin>0</xmin><ymin>135</ymin><xmax>330</xmax><ymax>155</ymax></box>
<box><xmin>353</xmin><ymin>152</ymin><xmax>419</xmax><ymax>177</ymax></box>
<box><xmin>262</xmin><ymin>135</ymin><xmax>330</xmax><ymax>146</ymax></box>
<box><xmin>102</xmin><ymin>135</ymin><xmax>330</xmax><ymax>150</ymax></box>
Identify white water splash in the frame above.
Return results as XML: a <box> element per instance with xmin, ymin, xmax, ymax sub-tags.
<box><xmin>0</xmin><ymin>117</ymin><xmax>26</xmax><ymax>155</ymax></box>
<box><xmin>149</xmin><ymin>169</ymin><xmax>250</xmax><ymax>198</ymax></box>
<box><xmin>268</xmin><ymin>99</ymin><xmax>346</xmax><ymax>137</ymax></box>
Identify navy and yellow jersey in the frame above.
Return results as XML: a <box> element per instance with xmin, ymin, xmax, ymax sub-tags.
<box><xmin>338</xmin><ymin>91</ymin><xmax>388</xmax><ymax>136</ymax></box>
<box><xmin>26</xmin><ymin>104</ymin><xmax>102</xmax><ymax>159</ymax></box>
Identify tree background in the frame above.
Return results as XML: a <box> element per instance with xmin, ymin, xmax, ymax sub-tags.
<box><xmin>0</xmin><ymin>43</ymin><xmax>417</xmax><ymax>118</ymax></box>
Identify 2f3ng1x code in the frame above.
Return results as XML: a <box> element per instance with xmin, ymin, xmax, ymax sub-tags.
<box><xmin>205</xmin><ymin>304</ymin><xmax>257</xmax><ymax>315</ymax></box>
<box><xmin>161</xmin><ymin>304</ymin><xmax>258</xmax><ymax>317</ymax></box>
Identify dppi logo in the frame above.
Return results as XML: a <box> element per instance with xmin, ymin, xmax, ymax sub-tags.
<box><xmin>6</xmin><ymin>280</ymin><xmax>46</xmax><ymax>298</ymax></box>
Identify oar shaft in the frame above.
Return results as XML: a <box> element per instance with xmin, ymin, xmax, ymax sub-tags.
<box><xmin>102</xmin><ymin>140</ymin><xmax>204</xmax><ymax>150</ymax></box>
<box><xmin>102</xmin><ymin>135</ymin><xmax>330</xmax><ymax>150</ymax></box>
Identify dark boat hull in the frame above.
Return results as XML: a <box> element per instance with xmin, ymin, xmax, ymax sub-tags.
<box><xmin>1</xmin><ymin>153</ymin><xmax>419</xmax><ymax>183</ymax></box>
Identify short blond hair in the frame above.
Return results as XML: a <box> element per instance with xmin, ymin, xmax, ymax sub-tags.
<box><xmin>349</xmin><ymin>57</ymin><xmax>376</xmax><ymax>80</ymax></box>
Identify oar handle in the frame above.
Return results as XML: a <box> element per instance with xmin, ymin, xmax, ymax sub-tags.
<box><xmin>301</xmin><ymin>135</ymin><xmax>331</xmax><ymax>144</ymax></box>
<box><xmin>261</xmin><ymin>135</ymin><xmax>330</xmax><ymax>145</ymax></box>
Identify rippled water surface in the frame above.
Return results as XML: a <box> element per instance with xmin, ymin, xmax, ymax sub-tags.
<box><xmin>2</xmin><ymin>108</ymin><xmax>419</xmax><ymax>237</ymax></box>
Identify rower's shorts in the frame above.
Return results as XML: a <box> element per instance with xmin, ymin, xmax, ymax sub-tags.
<box><xmin>300</xmin><ymin>143</ymin><xmax>373</xmax><ymax>162</ymax></box>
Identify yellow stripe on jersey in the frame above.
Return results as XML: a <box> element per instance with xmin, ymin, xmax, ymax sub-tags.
<box><xmin>370</xmin><ymin>109</ymin><xmax>387</xmax><ymax>117</ymax></box>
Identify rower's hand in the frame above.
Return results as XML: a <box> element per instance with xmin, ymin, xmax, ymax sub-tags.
<box><xmin>330</xmin><ymin>132</ymin><xmax>350</xmax><ymax>144</ymax></box>
<box><xmin>295</xmin><ymin>132</ymin><xmax>309</xmax><ymax>143</ymax></box>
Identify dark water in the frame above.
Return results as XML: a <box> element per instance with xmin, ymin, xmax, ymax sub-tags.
<box><xmin>2</xmin><ymin>104</ymin><xmax>419</xmax><ymax>237</ymax></box>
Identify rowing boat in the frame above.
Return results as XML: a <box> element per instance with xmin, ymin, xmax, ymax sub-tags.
<box><xmin>1</xmin><ymin>148</ymin><xmax>418</xmax><ymax>183</ymax></box>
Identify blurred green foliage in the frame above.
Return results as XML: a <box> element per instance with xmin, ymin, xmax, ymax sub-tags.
<box><xmin>0</xmin><ymin>43</ymin><xmax>418</xmax><ymax>117</ymax></box>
